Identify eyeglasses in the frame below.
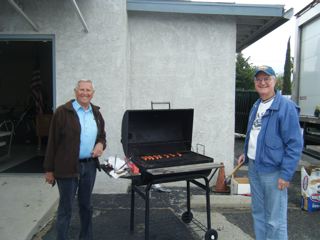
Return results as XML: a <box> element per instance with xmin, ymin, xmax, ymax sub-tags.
<box><xmin>254</xmin><ymin>77</ymin><xmax>272</xmax><ymax>83</ymax></box>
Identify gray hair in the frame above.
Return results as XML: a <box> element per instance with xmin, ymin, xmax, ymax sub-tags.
<box><xmin>74</xmin><ymin>80</ymin><xmax>95</xmax><ymax>91</ymax></box>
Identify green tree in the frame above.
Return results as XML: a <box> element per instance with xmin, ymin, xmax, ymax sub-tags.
<box><xmin>276</xmin><ymin>74</ymin><xmax>283</xmax><ymax>90</ymax></box>
<box><xmin>282</xmin><ymin>37</ymin><xmax>292</xmax><ymax>95</ymax></box>
<box><xmin>236</xmin><ymin>53</ymin><xmax>255</xmax><ymax>90</ymax></box>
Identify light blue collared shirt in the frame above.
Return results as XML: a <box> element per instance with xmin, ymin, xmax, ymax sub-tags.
<box><xmin>72</xmin><ymin>100</ymin><xmax>98</xmax><ymax>159</ymax></box>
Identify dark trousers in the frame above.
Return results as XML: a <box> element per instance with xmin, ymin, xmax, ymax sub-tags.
<box><xmin>56</xmin><ymin>161</ymin><xmax>97</xmax><ymax>240</ymax></box>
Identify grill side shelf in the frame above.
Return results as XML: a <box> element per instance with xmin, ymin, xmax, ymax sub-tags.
<box><xmin>146</xmin><ymin>163</ymin><xmax>222</xmax><ymax>176</ymax></box>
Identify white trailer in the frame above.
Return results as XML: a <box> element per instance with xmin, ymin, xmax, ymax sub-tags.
<box><xmin>293</xmin><ymin>0</ymin><xmax>320</xmax><ymax>158</ymax></box>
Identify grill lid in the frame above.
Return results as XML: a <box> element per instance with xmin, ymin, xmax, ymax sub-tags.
<box><xmin>121</xmin><ymin>109</ymin><xmax>194</xmax><ymax>157</ymax></box>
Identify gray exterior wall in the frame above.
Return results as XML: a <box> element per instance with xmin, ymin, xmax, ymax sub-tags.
<box><xmin>0</xmin><ymin>0</ymin><xmax>128</xmax><ymax>157</ymax></box>
<box><xmin>0</xmin><ymin>0</ymin><xmax>236</xmax><ymax>171</ymax></box>
<box><xmin>128</xmin><ymin>12</ymin><xmax>236</xmax><ymax>169</ymax></box>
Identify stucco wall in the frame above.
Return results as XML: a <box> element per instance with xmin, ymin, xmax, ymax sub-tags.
<box><xmin>0</xmin><ymin>0</ymin><xmax>128</xmax><ymax>156</ymax></box>
<box><xmin>128</xmin><ymin>12</ymin><xmax>236</xmax><ymax>170</ymax></box>
<box><xmin>0</xmin><ymin>0</ymin><xmax>236</xmax><ymax>171</ymax></box>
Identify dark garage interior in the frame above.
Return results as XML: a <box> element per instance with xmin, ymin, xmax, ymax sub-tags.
<box><xmin>0</xmin><ymin>40</ymin><xmax>53</xmax><ymax>167</ymax></box>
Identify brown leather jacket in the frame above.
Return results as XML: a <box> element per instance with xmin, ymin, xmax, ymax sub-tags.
<box><xmin>43</xmin><ymin>100</ymin><xmax>106</xmax><ymax>178</ymax></box>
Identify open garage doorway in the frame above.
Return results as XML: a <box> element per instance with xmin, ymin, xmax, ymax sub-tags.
<box><xmin>0</xmin><ymin>36</ymin><xmax>55</xmax><ymax>172</ymax></box>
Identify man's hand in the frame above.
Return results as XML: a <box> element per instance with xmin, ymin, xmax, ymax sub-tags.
<box><xmin>45</xmin><ymin>172</ymin><xmax>55</xmax><ymax>186</ymax></box>
<box><xmin>278</xmin><ymin>178</ymin><xmax>290</xmax><ymax>190</ymax></box>
<box><xmin>237</xmin><ymin>154</ymin><xmax>245</xmax><ymax>165</ymax></box>
<box><xmin>91</xmin><ymin>142</ymin><xmax>104</xmax><ymax>158</ymax></box>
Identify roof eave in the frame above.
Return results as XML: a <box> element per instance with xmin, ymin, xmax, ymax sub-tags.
<box><xmin>127</xmin><ymin>0</ymin><xmax>285</xmax><ymax>17</ymax></box>
<box><xmin>236</xmin><ymin>8</ymin><xmax>293</xmax><ymax>52</ymax></box>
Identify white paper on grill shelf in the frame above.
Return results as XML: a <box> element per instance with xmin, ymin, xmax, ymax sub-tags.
<box><xmin>108</xmin><ymin>169</ymin><xmax>127</xmax><ymax>179</ymax></box>
<box><xmin>108</xmin><ymin>156</ymin><xmax>127</xmax><ymax>170</ymax></box>
<box><xmin>103</xmin><ymin>156</ymin><xmax>128</xmax><ymax>179</ymax></box>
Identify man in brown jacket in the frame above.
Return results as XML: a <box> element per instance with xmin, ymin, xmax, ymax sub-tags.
<box><xmin>44</xmin><ymin>80</ymin><xmax>106</xmax><ymax>240</ymax></box>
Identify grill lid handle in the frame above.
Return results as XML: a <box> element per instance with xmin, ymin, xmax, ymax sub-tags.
<box><xmin>151</xmin><ymin>101</ymin><xmax>171</xmax><ymax>110</ymax></box>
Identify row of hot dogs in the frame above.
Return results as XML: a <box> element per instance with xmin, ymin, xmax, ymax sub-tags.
<box><xmin>140</xmin><ymin>152</ymin><xmax>183</xmax><ymax>161</ymax></box>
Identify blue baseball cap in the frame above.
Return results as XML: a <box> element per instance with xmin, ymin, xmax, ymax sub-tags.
<box><xmin>254</xmin><ymin>65</ymin><xmax>276</xmax><ymax>76</ymax></box>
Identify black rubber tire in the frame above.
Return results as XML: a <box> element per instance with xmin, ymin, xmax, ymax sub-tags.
<box><xmin>181</xmin><ymin>211</ymin><xmax>193</xmax><ymax>223</ymax></box>
<box><xmin>205</xmin><ymin>229</ymin><xmax>218</xmax><ymax>240</ymax></box>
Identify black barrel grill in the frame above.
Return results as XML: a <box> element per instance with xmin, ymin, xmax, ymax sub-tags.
<box><xmin>121</xmin><ymin>108</ymin><xmax>222</xmax><ymax>240</ymax></box>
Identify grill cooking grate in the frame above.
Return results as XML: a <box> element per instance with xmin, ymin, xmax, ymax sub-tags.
<box><xmin>132</xmin><ymin>151</ymin><xmax>213</xmax><ymax>170</ymax></box>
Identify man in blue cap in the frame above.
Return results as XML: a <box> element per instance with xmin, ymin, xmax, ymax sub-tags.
<box><xmin>238</xmin><ymin>66</ymin><xmax>303</xmax><ymax>240</ymax></box>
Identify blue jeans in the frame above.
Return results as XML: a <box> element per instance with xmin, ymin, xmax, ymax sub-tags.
<box><xmin>56</xmin><ymin>161</ymin><xmax>97</xmax><ymax>240</ymax></box>
<box><xmin>248</xmin><ymin>159</ymin><xmax>288</xmax><ymax>240</ymax></box>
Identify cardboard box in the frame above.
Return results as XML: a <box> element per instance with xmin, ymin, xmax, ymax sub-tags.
<box><xmin>301</xmin><ymin>166</ymin><xmax>320</xmax><ymax>212</ymax></box>
<box><xmin>231</xmin><ymin>177</ymin><xmax>251</xmax><ymax>195</ymax></box>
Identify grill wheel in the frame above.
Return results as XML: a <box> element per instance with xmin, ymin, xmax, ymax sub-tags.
<box><xmin>181</xmin><ymin>211</ymin><xmax>193</xmax><ymax>223</ymax></box>
<box><xmin>205</xmin><ymin>229</ymin><xmax>218</xmax><ymax>240</ymax></box>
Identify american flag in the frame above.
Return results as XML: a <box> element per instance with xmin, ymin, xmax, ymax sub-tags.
<box><xmin>30</xmin><ymin>63</ymin><xmax>44</xmax><ymax>114</ymax></box>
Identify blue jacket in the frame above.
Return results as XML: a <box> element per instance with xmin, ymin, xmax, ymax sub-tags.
<box><xmin>244</xmin><ymin>91</ymin><xmax>303</xmax><ymax>181</ymax></box>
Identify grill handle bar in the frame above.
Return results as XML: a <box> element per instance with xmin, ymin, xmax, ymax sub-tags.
<box><xmin>151</xmin><ymin>101</ymin><xmax>171</xmax><ymax>110</ymax></box>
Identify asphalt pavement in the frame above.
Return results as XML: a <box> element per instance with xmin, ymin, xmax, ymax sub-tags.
<box><xmin>35</xmin><ymin>172</ymin><xmax>320</xmax><ymax>240</ymax></box>
<box><xmin>34</xmin><ymin>136</ymin><xmax>320</xmax><ymax>240</ymax></box>
<box><xmin>1</xmin><ymin>137</ymin><xmax>319</xmax><ymax>240</ymax></box>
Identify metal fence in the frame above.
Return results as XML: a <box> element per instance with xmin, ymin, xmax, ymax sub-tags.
<box><xmin>235</xmin><ymin>90</ymin><xmax>259</xmax><ymax>135</ymax></box>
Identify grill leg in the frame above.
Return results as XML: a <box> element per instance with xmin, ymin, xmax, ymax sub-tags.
<box><xmin>204</xmin><ymin>177</ymin><xmax>212</xmax><ymax>230</ymax></box>
<box><xmin>181</xmin><ymin>180</ymin><xmax>194</xmax><ymax>224</ymax></box>
<box><xmin>130</xmin><ymin>182</ymin><xmax>135</xmax><ymax>232</ymax></box>
<box><xmin>186</xmin><ymin>180</ymin><xmax>191</xmax><ymax>213</ymax></box>
<box><xmin>145</xmin><ymin>184</ymin><xmax>152</xmax><ymax>240</ymax></box>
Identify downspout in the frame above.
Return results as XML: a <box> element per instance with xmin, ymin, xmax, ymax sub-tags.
<box><xmin>7</xmin><ymin>0</ymin><xmax>39</xmax><ymax>32</ymax></box>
